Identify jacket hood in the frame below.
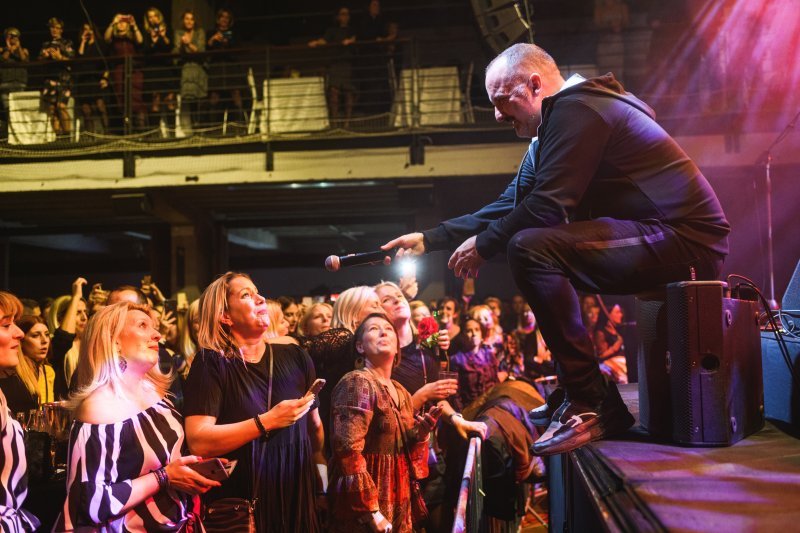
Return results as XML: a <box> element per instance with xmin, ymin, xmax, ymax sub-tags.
<box><xmin>551</xmin><ymin>73</ymin><xmax>656</xmax><ymax>120</ymax></box>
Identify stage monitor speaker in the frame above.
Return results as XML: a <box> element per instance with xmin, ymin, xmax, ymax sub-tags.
<box><xmin>782</xmin><ymin>259</ymin><xmax>800</xmax><ymax>310</ymax></box>
<box><xmin>667</xmin><ymin>281</ymin><xmax>764</xmax><ymax>446</ymax></box>
<box><xmin>761</xmin><ymin>332</ymin><xmax>800</xmax><ymax>428</ymax></box>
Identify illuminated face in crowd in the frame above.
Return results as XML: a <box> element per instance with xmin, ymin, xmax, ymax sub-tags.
<box><xmin>356</xmin><ymin>315</ymin><xmax>398</xmax><ymax>361</ymax></box>
<box><xmin>22</xmin><ymin>323</ymin><xmax>50</xmax><ymax>363</ymax></box>
<box><xmin>355</xmin><ymin>291</ymin><xmax>384</xmax><ymax>329</ymax></box>
<box><xmin>283</xmin><ymin>303</ymin><xmax>299</xmax><ymax>333</ymax></box>
<box><xmin>75</xmin><ymin>300</ymin><xmax>89</xmax><ymax>335</ymax></box>
<box><xmin>224</xmin><ymin>276</ymin><xmax>269</xmax><ymax>337</ymax></box>
<box><xmin>376</xmin><ymin>285</ymin><xmax>410</xmax><ymax>324</ymax></box>
<box><xmin>464</xmin><ymin>319</ymin><xmax>483</xmax><ymax>348</ymax></box>
<box><xmin>0</xmin><ymin>315</ymin><xmax>23</xmax><ymax>369</ymax></box>
<box><xmin>410</xmin><ymin>304</ymin><xmax>431</xmax><ymax>328</ymax></box>
<box><xmin>438</xmin><ymin>300</ymin><xmax>458</xmax><ymax>327</ymax></box>
<box><xmin>474</xmin><ymin>308</ymin><xmax>496</xmax><ymax>333</ymax></box>
<box><xmin>183</xmin><ymin>12</ymin><xmax>196</xmax><ymax>31</ymax></box>
<box><xmin>117</xmin><ymin>310</ymin><xmax>161</xmax><ymax>372</ymax></box>
<box><xmin>305</xmin><ymin>305</ymin><xmax>332</xmax><ymax>337</ymax></box>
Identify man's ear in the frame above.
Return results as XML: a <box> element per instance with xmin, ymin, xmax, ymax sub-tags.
<box><xmin>527</xmin><ymin>72</ymin><xmax>542</xmax><ymax>94</ymax></box>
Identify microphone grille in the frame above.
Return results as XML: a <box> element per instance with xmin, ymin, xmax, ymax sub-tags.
<box><xmin>324</xmin><ymin>255</ymin><xmax>340</xmax><ymax>272</ymax></box>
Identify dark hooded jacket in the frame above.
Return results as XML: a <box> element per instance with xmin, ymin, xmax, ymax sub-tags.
<box><xmin>422</xmin><ymin>74</ymin><xmax>730</xmax><ymax>259</ymax></box>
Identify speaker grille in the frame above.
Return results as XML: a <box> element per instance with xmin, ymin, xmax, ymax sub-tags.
<box><xmin>667</xmin><ymin>284</ymin><xmax>694</xmax><ymax>439</ymax></box>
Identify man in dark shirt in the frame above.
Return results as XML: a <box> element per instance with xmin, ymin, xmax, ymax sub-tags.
<box><xmin>384</xmin><ymin>43</ymin><xmax>730</xmax><ymax>455</ymax></box>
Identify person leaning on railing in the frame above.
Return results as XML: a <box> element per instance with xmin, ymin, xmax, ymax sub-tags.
<box><xmin>104</xmin><ymin>13</ymin><xmax>146</xmax><ymax>131</ymax></box>
<box><xmin>142</xmin><ymin>7</ymin><xmax>176</xmax><ymax>122</ymax></box>
<box><xmin>74</xmin><ymin>23</ymin><xmax>110</xmax><ymax>134</ymax></box>
<box><xmin>1</xmin><ymin>27</ymin><xmax>30</xmax><ymax>137</ymax></box>
<box><xmin>174</xmin><ymin>10</ymin><xmax>207</xmax><ymax>128</ymax></box>
<box><xmin>38</xmin><ymin>17</ymin><xmax>74</xmax><ymax>137</ymax></box>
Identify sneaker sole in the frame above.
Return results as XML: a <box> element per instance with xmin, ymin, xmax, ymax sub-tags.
<box><xmin>532</xmin><ymin>408</ymin><xmax>635</xmax><ymax>456</ymax></box>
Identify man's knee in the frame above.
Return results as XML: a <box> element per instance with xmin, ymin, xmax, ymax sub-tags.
<box><xmin>507</xmin><ymin>228</ymin><xmax>558</xmax><ymax>271</ymax></box>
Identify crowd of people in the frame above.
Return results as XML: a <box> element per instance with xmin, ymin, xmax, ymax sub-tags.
<box><xmin>0</xmin><ymin>1</ymin><xmax>400</xmax><ymax>138</ymax></box>
<box><xmin>0</xmin><ymin>268</ymin><xmax>629</xmax><ymax>531</ymax></box>
<box><xmin>0</xmin><ymin>266</ymin><xmax>624</xmax><ymax>531</ymax></box>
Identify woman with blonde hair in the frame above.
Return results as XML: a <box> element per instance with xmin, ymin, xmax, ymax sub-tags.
<box><xmin>298</xmin><ymin>302</ymin><xmax>332</xmax><ymax>337</ymax></box>
<box><xmin>0</xmin><ymin>291</ymin><xmax>40</xmax><ymax>530</ymax></box>
<box><xmin>184</xmin><ymin>272</ymin><xmax>322</xmax><ymax>532</ymax></box>
<box><xmin>300</xmin><ymin>285</ymin><xmax>384</xmax><ymax>453</ymax></box>
<box><xmin>0</xmin><ymin>315</ymin><xmax>55</xmax><ymax>414</ymax></box>
<box><xmin>174</xmin><ymin>298</ymin><xmax>199</xmax><ymax>378</ymax></box>
<box><xmin>264</xmin><ymin>299</ymin><xmax>290</xmax><ymax>339</ymax></box>
<box><xmin>142</xmin><ymin>6</ymin><xmax>176</xmax><ymax>118</ymax></box>
<box><xmin>375</xmin><ymin>281</ymin><xmax>487</xmax><ymax>440</ymax></box>
<box><xmin>54</xmin><ymin>301</ymin><xmax>215</xmax><ymax>531</ymax></box>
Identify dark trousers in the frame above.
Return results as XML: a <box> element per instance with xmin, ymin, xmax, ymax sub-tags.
<box><xmin>507</xmin><ymin>217</ymin><xmax>724</xmax><ymax>406</ymax></box>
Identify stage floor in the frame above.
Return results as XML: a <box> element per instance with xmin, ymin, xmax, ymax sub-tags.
<box><xmin>579</xmin><ymin>384</ymin><xmax>800</xmax><ymax>531</ymax></box>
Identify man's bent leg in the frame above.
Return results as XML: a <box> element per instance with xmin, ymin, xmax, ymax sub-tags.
<box><xmin>507</xmin><ymin>218</ymin><xmax>723</xmax><ymax>454</ymax></box>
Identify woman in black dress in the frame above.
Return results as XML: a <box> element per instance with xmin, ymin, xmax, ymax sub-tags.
<box><xmin>184</xmin><ymin>272</ymin><xmax>323</xmax><ymax>532</ymax></box>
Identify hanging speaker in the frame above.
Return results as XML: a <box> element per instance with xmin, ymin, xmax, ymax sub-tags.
<box><xmin>471</xmin><ymin>0</ymin><xmax>532</xmax><ymax>53</ymax></box>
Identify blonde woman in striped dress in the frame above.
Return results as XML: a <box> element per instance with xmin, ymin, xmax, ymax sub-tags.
<box><xmin>0</xmin><ymin>291</ymin><xmax>39</xmax><ymax>531</ymax></box>
<box><xmin>54</xmin><ymin>302</ymin><xmax>219</xmax><ymax>532</ymax></box>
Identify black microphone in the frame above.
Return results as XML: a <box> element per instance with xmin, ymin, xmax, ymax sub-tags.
<box><xmin>324</xmin><ymin>249</ymin><xmax>393</xmax><ymax>272</ymax></box>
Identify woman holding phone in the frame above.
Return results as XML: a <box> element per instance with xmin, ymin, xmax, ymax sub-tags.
<box><xmin>329</xmin><ymin>313</ymin><xmax>442</xmax><ymax>532</ymax></box>
<box><xmin>183</xmin><ymin>272</ymin><xmax>323</xmax><ymax>532</ymax></box>
<box><xmin>54</xmin><ymin>302</ymin><xmax>216</xmax><ymax>531</ymax></box>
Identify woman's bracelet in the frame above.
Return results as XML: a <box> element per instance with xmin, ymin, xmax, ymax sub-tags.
<box><xmin>151</xmin><ymin>467</ymin><xmax>168</xmax><ymax>490</ymax></box>
<box><xmin>253</xmin><ymin>414</ymin><xmax>270</xmax><ymax>438</ymax></box>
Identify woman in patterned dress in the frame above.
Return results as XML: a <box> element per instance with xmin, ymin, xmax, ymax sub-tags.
<box><xmin>0</xmin><ymin>291</ymin><xmax>39</xmax><ymax>531</ymax></box>
<box><xmin>54</xmin><ymin>302</ymin><xmax>218</xmax><ymax>532</ymax></box>
<box><xmin>329</xmin><ymin>313</ymin><xmax>442</xmax><ymax>532</ymax></box>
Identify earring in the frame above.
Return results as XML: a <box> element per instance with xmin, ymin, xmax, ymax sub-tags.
<box><xmin>119</xmin><ymin>356</ymin><xmax>127</xmax><ymax>373</ymax></box>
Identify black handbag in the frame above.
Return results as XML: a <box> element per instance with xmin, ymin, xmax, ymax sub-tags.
<box><xmin>203</xmin><ymin>345</ymin><xmax>272</xmax><ymax>533</ymax></box>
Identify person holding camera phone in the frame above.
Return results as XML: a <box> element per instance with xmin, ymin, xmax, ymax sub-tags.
<box><xmin>142</xmin><ymin>7</ymin><xmax>176</xmax><ymax>124</ymax></box>
<box><xmin>54</xmin><ymin>302</ymin><xmax>217</xmax><ymax>531</ymax></box>
<box><xmin>206</xmin><ymin>8</ymin><xmax>244</xmax><ymax>129</ymax></box>
<box><xmin>104</xmin><ymin>12</ymin><xmax>147</xmax><ymax>131</ymax></box>
<box><xmin>183</xmin><ymin>272</ymin><xmax>324</xmax><ymax>532</ymax></box>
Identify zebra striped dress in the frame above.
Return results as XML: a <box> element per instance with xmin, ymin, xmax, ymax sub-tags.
<box><xmin>54</xmin><ymin>397</ymin><xmax>200</xmax><ymax>532</ymax></box>
<box><xmin>0</xmin><ymin>390</ymin><xmax>39</xmax><ymax>532</ymax></box>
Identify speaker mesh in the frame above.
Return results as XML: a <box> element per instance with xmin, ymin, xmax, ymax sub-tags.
<box><xmin>667</xmin><ymin>284</ymin><xmax>693</xmax><ymax>439</ymax></box>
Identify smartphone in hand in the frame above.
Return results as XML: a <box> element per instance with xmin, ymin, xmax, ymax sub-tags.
<box><xmin>187</xmin><ymin>458</ymin><xmax>237</xmax><ymax>482</ymax></box>
<box><xmin>304</xmin><ymin>378</ymin><xmax>326</xmax><ymax>399</ymax></box>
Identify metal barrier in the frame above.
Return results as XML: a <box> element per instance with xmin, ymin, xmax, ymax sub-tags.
<box><xmin>452</xmin><ymin>436</ymin><xmax>484</xmax><ymax>533</ymax></box>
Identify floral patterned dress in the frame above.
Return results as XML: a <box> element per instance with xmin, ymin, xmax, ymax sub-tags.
<box><xmin>329</xmin><ymin>368</ymin><xmax>428</xmax><ymax>533</ymax></box>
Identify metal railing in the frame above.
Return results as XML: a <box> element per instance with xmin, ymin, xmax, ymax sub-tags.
<box><xmin>0</xmin><ymin>38</ymin><xmax>488</xmax><ymax>153</ymax></box>
<box><xmin>452</xmin><ymin>436</ymin><xmax>485</xmax><ymax>533</ymax></box>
